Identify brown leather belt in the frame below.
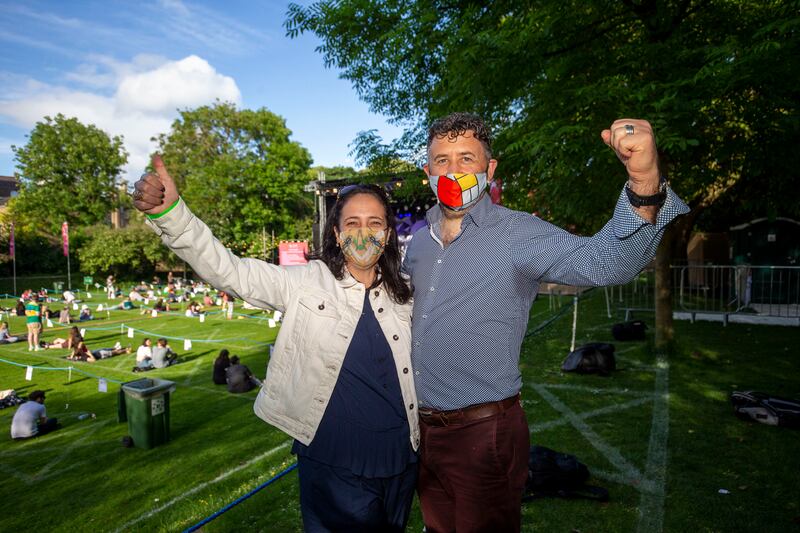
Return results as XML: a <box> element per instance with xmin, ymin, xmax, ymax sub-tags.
<box><xmin>418</xmin><ymin>394</ymin><xmax>520</xmax><ymax>427</ymax></box>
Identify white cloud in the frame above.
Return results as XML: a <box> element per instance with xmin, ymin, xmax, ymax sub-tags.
<box><xmin>0</xmin><ymin>55</ymin><xmax>241</xmax><ymax>179</ymax></box>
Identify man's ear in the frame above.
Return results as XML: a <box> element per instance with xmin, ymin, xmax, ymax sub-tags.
<box><xmin>486</xmin><ymin>158</ymin><xmax>498</xmax><ymax>183</ymax></box>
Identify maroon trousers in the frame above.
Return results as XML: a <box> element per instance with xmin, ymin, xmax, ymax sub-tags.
<box><xmin>418</xmin><ymin>400</ymin><xmax>530</xmax><ymax>533</ymax></box>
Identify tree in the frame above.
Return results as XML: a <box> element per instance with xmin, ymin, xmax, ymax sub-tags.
<box><xmin>8</xmin><ymin>114</ymin><xmax>128</xmax><ymax>238</ymax></box>
<box><xmin>77</xmin><ymin>218</ymin><xmax>172</xmax><ymax>279</ymax></box>
<box><xmin>286</xmin><ymin>0</ymin><xmax>800</xmax><ymax>347</ymax></box>
<box><xmin>154</xmin><ymin>102</ymin><xmax>314</xmax><ymax>258</ymax></box>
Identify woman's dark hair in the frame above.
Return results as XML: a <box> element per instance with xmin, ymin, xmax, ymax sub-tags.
<box><xmin>307</xmin><ymin>184</ymin><xmax>412</xmax><ymax>304</ymax></box>
<box><xmin>230</xmin><ymin>355</ymin><xmax>240</xmax><ymax>365</ymax></box>
<box><xmin>217</xmin><ymin>349</ymin><xmax>230</xmax><ymax>362</ymax></box>
<box><xmin>141</xmin><ymin>337</ymin><xmax>150</xmax><ymax>346</ymax></box>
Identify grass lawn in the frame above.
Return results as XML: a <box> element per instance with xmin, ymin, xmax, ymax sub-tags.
<box><xmin>0</xmin><ymin>290</ymin><xmax>798</xmax><ymax>532</ymax></box>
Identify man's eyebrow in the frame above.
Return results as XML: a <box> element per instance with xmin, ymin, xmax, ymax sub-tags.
<box><xmin>431</xmin><ymin>149</ymin><xmax>478</xmax><ymax>159</ymax></box>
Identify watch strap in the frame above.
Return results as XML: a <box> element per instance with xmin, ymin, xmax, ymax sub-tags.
<box><xmin>625</xmin><ymin>178</ymin><xmax>667</xmax><ymax>208</ymax></box>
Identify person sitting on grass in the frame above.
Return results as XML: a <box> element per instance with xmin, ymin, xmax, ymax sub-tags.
<box><xmin>15</xmin><ymin>299</ymin><xmax>26</xmax><ymax>317</ymax></box>
<box><xmin>79</xmin><ymin>305</ymin><xmax>93</xmax><ymax>322</ymax></box>
<box><xmin>11</xmin><ymin>390</ymin><xmax>60</xmax><ymax>439</ymax></box>
<box><xmin>212</xmin><ymin>349</ymin><xmax>230</xmax><ymax>385</ymax></box>
<box><xmin>134</xmin><ymin>338</ymin><xmax>154</xmax><ymax>371</ymax></box>
<box><xmin>202</xmin><ymin>292</ymin><xmax>215</xmax><ymax>308</ymax></box>
<box><xmin>225</xmin><ymin>355</ymin><xmax>261</xmax><ymax>393</ymax></box>
<box><xmin>154</xmin><ymin>298</ymin><xmax>169</xmax><ymax>312</ymax></box>
<box><xmin>58</xmin><ymin>307</ymin><xmax>71</xmax><ymax>325</ymax></box>
<box><xmin>69</xmin><ymin>341</ymin><xmax>129</xmax><ymax>362</ymax></box>
<box><xmin>184</xmin><ymin>300</ymin><xmax>203</xmax><ymax>317</ymax></box>
<box><xmin>151</xmin><ymin>338</ymin><xmax>178</xmax><ymax>368</ymax></box>
<box><xmin>0</xmin><ymin>321</ymin><xmax>20</xmax><ymax>344</ymax></box>
<box><xmin>62</xmin><ymin>289</ymin><xmax>77</xmax><ymax>304</ymax></box>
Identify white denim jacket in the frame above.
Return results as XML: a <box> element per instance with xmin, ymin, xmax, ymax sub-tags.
<box><xmin>146</xmin><ymin>199</ymin><xmax>419</xmax><ymax>450</ymax></box>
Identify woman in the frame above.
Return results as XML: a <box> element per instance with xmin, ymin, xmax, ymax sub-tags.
<box><xmin>212</xmin><ymin>349</ymin><xmax>231</xmax><ymax>385</ymax></box>
<box><xmin>135</xmin><ymin>338</ymin><xmax>153</xmax><ymax>371</ymax></box>
<box><xmin>134</xmin><ymin>159</ymin><xmax>417</xmax><ymax>532</ymax></box>
<box><xmin>0</xmin><ymin>322</ymin><xmax>20</xmax><ymax>344</ymax></box>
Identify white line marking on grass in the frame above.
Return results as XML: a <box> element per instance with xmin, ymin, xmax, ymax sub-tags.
<box><xmin>531</xmin><ymin>396</ymin><xmax>652</xmax><ymax>433</ymax></box>
<box><xmin>35</xmin><ymin>420</ymin><xmax>111</xmax><ymax>479</ymax></box>
<box><xmin>0</xmin><ymin>460</ymin><xmax>35</xmax><ymax>484</ymax></box>
<box><xmin>533</xmin><ymin>383</ymin><xmax>652</xmax><ymax>397</ymax></box>
<box><xmin>530</xmin><ymin>383</ymin><xmax>645</xmax><ymax>485</ymax></box>
<box><xmin>636</xmin><ymin>352</ymin><xmax>670</xmax><ymax>533</ymax></box>
<box><xmin>592</xmin><ymin>468</ymin><xmax>657</xmax><ymax>493</ymax></box>
<box><xmin>113</xmin><ymin>439</ymin><xmax>292</xmax><ymax>532</ymax></box>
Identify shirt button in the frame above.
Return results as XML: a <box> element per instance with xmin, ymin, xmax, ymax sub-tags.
<box><xmin>318</xmin><ymin>304</ymin><xmax>325</xmax><ymax>310</ymax></box>
<box><xmin>429</xmin><ymin>287</ymin><xmax>435</xmax><ymax>292</ymax></box>
<box><xmin>415</xmin><ymin>370</ymin><xmax>420</xmax><ymax>375</ymax></box>
<box><xmin>377</xmin><ymin>307</ymin><xmax>384</xmax><ymax>313</ymax></box>
<box><xmin>393</xmin><ymin>334</ymin><xmax>399</xmax><ymax>340</ymax></box>
<box><xmin>403</xmin><ymin>367</ymin><xmax>408</xmax><ymax>374</ymax></box>
<box><xmin>437</xmin><ymin>259</ymin><xmax>442</xmax><ymax>264</ymax></box>
<box><xmin>414</xmin><ymin>341</ymin><xmax>420</xmax><ymax>347</ymax></box>
<box><xmin>422</xmin><ymin>314</ymin><xmax>427</xmax><ymax>319</ymax></box>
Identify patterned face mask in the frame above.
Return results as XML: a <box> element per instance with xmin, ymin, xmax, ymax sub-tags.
<box><xmin>428</xmin><ymin>172</ymin><xmax>488</xmax><ymax>211</ymax></box>
<box><xmin>338</xmin><ymin>228</ymin><xmax>388</xmax><ymax>270</ymax></box>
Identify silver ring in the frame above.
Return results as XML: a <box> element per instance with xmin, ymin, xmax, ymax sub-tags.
<box><xmin>625</xmin><ymin>124</ymin><xmax>635</xmax><ymax>135</ymax></box>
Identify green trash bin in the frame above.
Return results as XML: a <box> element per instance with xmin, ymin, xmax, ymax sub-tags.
<box><xmin>120</xmin><ymin>378</ymin><xmax>176</xmax><ymax>449</ymax></box>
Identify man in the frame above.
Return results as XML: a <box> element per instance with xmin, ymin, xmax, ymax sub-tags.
<box><xmin>25</xmin><ymin>294</ymin><xmax>42</xmax><ymax>351</ymax></box>
<box><xmin>402</xmin><ymin>113</ymin><xmax>688</xmax><ymax>531</ymax></box>
<box><xmin>151</xmin><ymin>338</ymin><xmax>178</xmax><ymax>369</ymax></box>
<box><xmin>225</xmin><ymin>356</ymin><xmax>261</xmax><ymax>393</ymax></box>
<box><xmin>11</xmin><ymin>390</ymin><xmax>60</xmax><ymax>439</ymax></box>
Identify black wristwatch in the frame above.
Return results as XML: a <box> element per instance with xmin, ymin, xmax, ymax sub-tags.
<box><xmin>625</xmin><ymin>177</ymin><xmax>667</xmax><ymax>208</ymax></box>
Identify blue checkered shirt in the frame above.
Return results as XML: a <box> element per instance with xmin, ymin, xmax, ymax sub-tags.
<box><xmin>404</xmin><ymin>186</ymin><xmax>689</xmax><ymax>410</ymax></box>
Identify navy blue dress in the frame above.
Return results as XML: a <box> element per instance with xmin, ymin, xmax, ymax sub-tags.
<box><xmin>293</xmin><ymin>291</ymin><xmax>417</xmax><ymax>531</ymax></box>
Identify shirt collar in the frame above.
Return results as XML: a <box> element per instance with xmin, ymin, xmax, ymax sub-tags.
<box><xmin>425</xmin><ymin>191</ymin><xmax>493</xmax><ymax>229</ymax></box>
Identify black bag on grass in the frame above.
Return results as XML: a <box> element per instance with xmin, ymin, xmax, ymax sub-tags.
<box><xmin>524</xmin><ymin>446</ymin><xmax>608</xmax><ymax>501</ymax></box>
<box><xmin>731</xmin><ymin>391</ymin><xmax>800</xmax><ymax>429</ymax></box>
<box><xmin>561</xmin><ymin>343</ymin><xmax>616</xmax><ymax>375</ymax></box>
<box><xmin>611</xmin><ymin>320</ymin><xmax>647</xmax><ymax>341</ymax></box>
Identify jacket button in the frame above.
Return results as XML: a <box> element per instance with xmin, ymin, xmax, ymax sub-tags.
<box><xmin>403</xmin><ymin>367</ymin><xmax>408</xmax><ymax>374</ymax></box>
<box><xmin>393</xmin><ymin>334</ymin><xmax>399</xmax><ymax>340</ymax></box>
<box><xmin>318</xmin><ymin>303</ymin><xmax>325</xmax><ymax>310</ymax></box>
<box><xmin>409</xmin><ymin>403</ymin><xmax>414</xmax><ymax>410</ymax></box>
<box><xmin>374</xmin><ymin>291</ymin><xmax>380</xmax><ymax>297</ymax></box>
<box><xmin>377</xmin><ymin>307</ymin><xmax>384</xmax><ymax>313</ymax></box>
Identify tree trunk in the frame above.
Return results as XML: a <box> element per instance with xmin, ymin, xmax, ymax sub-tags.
<box><xmin>654</xmin><ymin>213</ymin><xmax>695</xmax><ymax>349</ymax></box>
<box><xmin>654</xmin><ymin>225</ymin><xmax>677</xmax><ymax>349</ymax></box>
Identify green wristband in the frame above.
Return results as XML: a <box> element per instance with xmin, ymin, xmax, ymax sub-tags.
<box><xmin>146</xmin><ymin>198</ymin><xmax>181</xmax><ymax>220</ymax></box>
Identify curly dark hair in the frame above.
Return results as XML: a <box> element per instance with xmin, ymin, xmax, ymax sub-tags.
<box><xmin>427</xmin><ymin>112</ymin><xmax>493</xmax><ymax>159</ymax></box>
<box><xmin>308</xmin><ymin>185</ymin><xmax>412</xmax><ymax>305</ymax></box>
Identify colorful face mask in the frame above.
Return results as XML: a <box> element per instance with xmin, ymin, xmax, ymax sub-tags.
<box><xmin>337</xmin><ymin>228</ymin><xmax>388</xmax><ymax>270</ymax></box>
<box><xmin>428</xmin><ymin>172</ymin><xmax>488</xmax><ymax>211</ymax></box>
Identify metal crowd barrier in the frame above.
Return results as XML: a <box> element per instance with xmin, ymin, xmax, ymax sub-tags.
<box><xmin>613</xmin><ymin>265</ymin><xmax>800</xmax><ymax>326</ymax></box>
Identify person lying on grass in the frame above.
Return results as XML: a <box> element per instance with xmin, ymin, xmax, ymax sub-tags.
<box><xmin>68</xmin><ymin>341</ymin><xmax>130</xmax><ymax>362</ymax></box>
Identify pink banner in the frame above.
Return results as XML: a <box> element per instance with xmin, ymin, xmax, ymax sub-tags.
<box><xmin>278</xmin><ymin>241</ymin><xmax>309</xmax><ymax>266</ymax></box>
<box><xmin>62</xmin><ymin>222</ymin><xmax>69</xmax><ymax>257</ymax></box>
<box><xmin>9</xmin><ymin>223</ymin><xmax>14</xmax><ymax>258</ymax></box>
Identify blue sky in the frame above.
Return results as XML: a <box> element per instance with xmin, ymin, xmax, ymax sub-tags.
<box><xmin>0</xmin><ymin>0</ymin><xmax>405</xmax><ymax>179</ymax></box>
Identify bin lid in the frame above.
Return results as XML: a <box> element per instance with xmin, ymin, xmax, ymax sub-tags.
<box><xmin>121</xmin><ymin>378</ymin><xmax>177</xmax><ymax>399</ymax></box>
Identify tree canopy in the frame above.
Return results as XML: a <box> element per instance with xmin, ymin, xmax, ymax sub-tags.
<box><xmin>8</xmin><ymin>114</ymin><xmax>128</xmax><ymax>237</ymax></box>
<box><xmin>154</xmin><ymin>102</ymin><xmax>314</xmax><ymax>257</ymax></box>
<box><xmin>286</xmin><ymin>0</ymin><xmax>800</xmax><ymax>231</ymax></box>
